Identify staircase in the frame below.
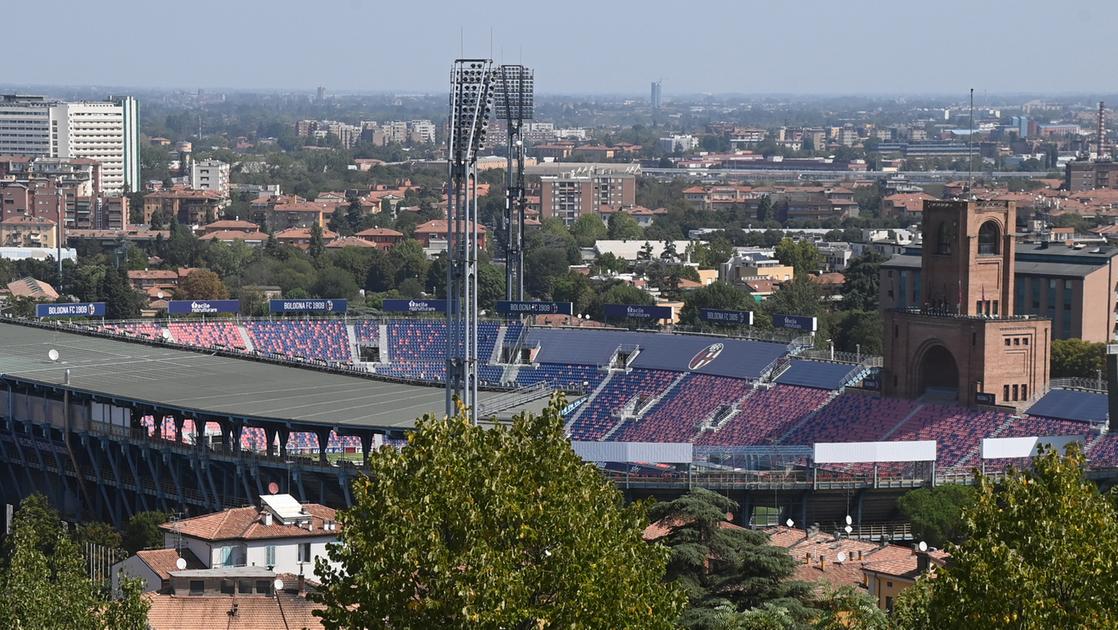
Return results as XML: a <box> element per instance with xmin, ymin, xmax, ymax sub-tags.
<box><xmin>378</xmin><ymin>323</ymin><xmax>389</xmax><ymax>363</ymax></box>
<box><xmin>880</xmin><ymin>403</ymin><xmax>927</xmax><ymax>440</ymax></box>
<box><xmin>564</xmin><ymin>371</ymin><xmax>614</xmax><ymax>433</ymax></box>
<box><xmin>236</xmin><ymin>324</ymin><xmax>254</xmax><ymax>352</ymax></box>
<box><xmin>628</xmin><ymin>372</ymin><xmax>689</xmax><ymax>421</ymax></box>
<box><xmin>345</xmin><ymin>323</ymin><xmax>360</xmax><ymax>365</ymax></box>
<box><xmin>501</xmin><ymin>364</ymin><xmax>520</xmax><ymax>384</ymax></box>
<box><xmin>700</xmin><ymin>387</ymin><xmax>758</xmax><ymax>433</ymax></box>
<box><xmin>775</xmin><ymin>388</ymin><xmax>844</xmax><ymax>444</ymax></box>
<box><xmin>490</xmin><ymin>325</ymin><xmax>508</xmax><ymax>364</ymax></box>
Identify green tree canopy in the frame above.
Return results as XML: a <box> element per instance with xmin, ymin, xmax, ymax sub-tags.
<box><xmin>1051</xmin><ymin>338</ymin><xmax>1106</xmax><ymax>379</ymax></box>
<box><xmin>570</xmin><ymin>213</ymin><xmax>608</xmax><ymax>248</ymax></box>
<box><xmin>122</xmin><ymin>510</ymin><xmax>169</xmax><ymax>555</ymax></box>
<box><xmin>176</xmin><ymin>269</ymin><xmax>229</xmax><ymax>300</ymax></box>
<box><xmin>313</xmin><ymin>397</ymin><xmax>684</xmax><ymax>628</ymax></box>
<box><xmin>925</xmin><ymin>445</ymin><xmax>1118</xmax><ymax>628</ymax></box>
<box><xmin>839</xmin><ymin>250</ymin><xmax>886</xmax><ymax>312</ymax></box>
<box><xmin>774</xmin><ymin>238</ymin><xmax>823</xmax><ymax>278</ymax></box>
<box><xmin>649</xmin><ymin>489</ymin><xmax>814</xmax><ymax>629</ymax></box>
<box><xmin>608</xmin><ymin>212</ymin><xmax>644</xmax><ymax>240</ymax></box>
<box><xmin>896</xmin><ymin>484</ymin><xmax>975</xmax><ymax>549</ymax></box>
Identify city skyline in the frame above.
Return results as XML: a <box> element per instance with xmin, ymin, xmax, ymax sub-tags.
<box><xmin>6</xmin><ymin>0</ymin><xmax>1118</xmax><ymax>95</ymax></box>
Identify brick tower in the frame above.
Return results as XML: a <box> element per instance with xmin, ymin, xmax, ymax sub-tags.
<box><xmin>882</xmin><ymin>199</ymin><xmax>1050</xmax><ymax>408</ymax></box>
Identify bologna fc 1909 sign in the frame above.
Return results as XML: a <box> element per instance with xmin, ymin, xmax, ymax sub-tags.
<box><xmin>688</xmin><ymin>343</ymin><xmax>724</xmax><ymax>371</ymax></box>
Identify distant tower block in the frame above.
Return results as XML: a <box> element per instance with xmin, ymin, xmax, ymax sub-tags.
<box><xmin>882</xmin><ymin>199</ymin><xmax>1051</xmax><ymax>408</ymax></box>
<box><xmin>1097</xmin><ymin>101</ymin><xmax>1108</xmax><ymax>159</ymax></box>
<box><xmin>650</xmin><ymin>80</ymin><xmax>663</xmax><ymax>109</ymax></box>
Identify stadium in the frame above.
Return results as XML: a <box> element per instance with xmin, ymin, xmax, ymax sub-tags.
<box><xmin>3</xmin><ymin>197</ymin><xmax>1117</xmax><ymax>534</ymax></box>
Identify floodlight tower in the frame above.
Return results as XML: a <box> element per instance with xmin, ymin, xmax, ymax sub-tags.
<box><xmin>494</xmin><ymin>65</ymin><xmax>534</xmax><ymax>301</ymax></box>
<box><xmin>446</xmin><ymin>59</ymin><xmax>495</xmax><ymax>422</ymax></box>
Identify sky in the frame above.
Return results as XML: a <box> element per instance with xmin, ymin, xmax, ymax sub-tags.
<box><xmin>6</xmin><ymin>0</ymin><xmax>1118</xmax><ymax>95</ymax></box>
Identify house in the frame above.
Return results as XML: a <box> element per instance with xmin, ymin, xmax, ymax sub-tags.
<box><xmin>143</xmin><ymin>189</ymin><xmax>225</xmax><ymax>225</ymax></box>
<box><xmin>265</xmin><ymin>202</ymin><xmax>333</xmax><ymax>231</ymax></box>
<box><xmin>354</xmin><ymin>227</ymin><xmax>404</xmax><ymax>251</ymax></box>
<box><xmin>198</xmin><ymin>229</ymin><xmax>270</xmax><ymax>246</ymax></box>
<box><xmin>880</xmin><ymin>193</ymin><xmax>936</xmax><ymax>222</ymax></box>
<box><xmin>861</xmin><ymin>543</ymin><xmax>948</xmax><ymax>613</ymax></box>
<box><xmin>0</xmin><ymin>215</ymin><xmax>57</xmax><ymax>248</ymax></box>
<box><xmin>413</xmin><ymin>219</ymin><xmax>487</xmax><ymax>252</ymax></box>
<box><xmin>148</xmin><ymin>494</ymin><xmax>341</xmax><ymax>583</ymax></box>
<box><xmin>201</xmin><ymin>219</ymin><xmax>261</xmax><ymax>235</ymax></box>
<box><xmin>112</xmin><ymin>548</ymin><xmax>206</xmax><ymax>594</ymax></box>
<box><xmin>325</xmin><ymin>236</ymin><xmax>376</xmax><ymax>249</ymax></box>
<box><xmin>275</xmin><ymin>227</ymin><xmax>337</xmax><ymax>250</ymax></box>
<box><xmin>128</xmin><ymin>269</ymin><xmax>180</xmax><ymax>291</ymax></box>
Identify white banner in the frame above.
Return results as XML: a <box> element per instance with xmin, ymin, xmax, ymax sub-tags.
<box><xmin>981</xmin><ymin>435</ymin><xmax>1084</xmax><ymax>460</ymax></box>
<box><xmin>813</xmin><ymin>440</ymin><xmax>937</xmax><ymax>464</ymax></box>
<box><xmin>571</xmin><ymin>441</ymin><xmax>693</xmax><ymax>464</ymax></box>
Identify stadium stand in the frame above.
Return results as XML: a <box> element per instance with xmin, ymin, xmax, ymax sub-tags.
<box><xmin>614</xmin><ymin>374</ymin><xmax>754</xmax><ymax>443</ymax></box>
<box><xmin>168</xmin><ymin>321</ymin><xmax>246</xmax><ymax>350</ymax></box>
<box><xmin>101</xmin><ymin>322</ymin><xmax>165</xmax><ymax>341</ymax></box>
<box><xmin>517</xmin><ymin>363</ymin><xmax>604</xmax><ymax>390</ymax></box>
<box><xmin>697</xmin><ymin>385</ymin><xmax>834</xmax><ymax>446</ymax></box>
<box><xmin>886</xmin><ymin>404</ymin><xmax>1015</xmax><ymax>469</ymax></box>
<box><xmin>775</xmin><ymin>360</ymin><xmax>860</xmax><ymax>390</ymax></box>
<box><xmin>781</xmin><ymin>394</ymin><xmax>919</xmax><ymax>446</ymax></box>
<box><xmin>567</xmin><ymin>369</ymin><xmax>677</xmax><ymax>440</ymax></box>
<box><xmin>1026</xmin><ymin>389</ymin><xmax>1108</xmax><ymax>423</ymax></box>
<box><xmin>246</xmin><ymin>320</ymin><xmax>350</xmax><ymax>363</ymax></box>
<box><xmin>386</xmin><ymin>319</ymin><xmax>448</xmax><ymax>363</ymax></box>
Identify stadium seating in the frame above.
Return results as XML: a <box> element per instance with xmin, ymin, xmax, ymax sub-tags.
<box><xmin>614</xmin><ymin>374</ymin><xmax>753</xmax><ymax>443</ymax></box>
<box><xmin>886</xmin><ymin>404</ymin><xmax>1014</xmax><ymax>469</ymax></box>
<box><xmin>697</xmin><ymin>385</ymin><xmax>833</xmax><ymax>446</ymax></box>
<box><xmin>168</xmin><ymin>321</ymin><xmax>246</xmax><ymax>350</ymax></box>
<box><xmin>517</xmin><ymin>363</ymin><xmax>604</xmax><ymax>390</ymax></box>
<box><xmin>782</xmin><ymin>394</ymin><xmax>918</xmax><ymax>446</ymax></box>
<box><xmin>386</xmin><ymin>319</ymin><xmax>448</xmax><ymax>363</ymax></box>
<box><xmin>246</xmin><ymin>320</ymin><xmax>350</xmax><ymax>363</ymax></box>
<box><xmin>101</xmin><ymin>322</ymin><xmax>165</xmax><ymax>341</ymax></box>
<box><xmin>567</xmin><ymin>369</ymin><xmax>677</xmax><ymax>440</ymax></box>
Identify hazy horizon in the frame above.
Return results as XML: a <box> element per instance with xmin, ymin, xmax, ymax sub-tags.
<box><xmin>6</xmin><ymin>0</ymin><xmax>1118</xmax><ymax>95</ymax></box>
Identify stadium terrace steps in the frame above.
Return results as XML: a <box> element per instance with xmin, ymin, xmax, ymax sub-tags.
<box><xmin>490</xmin><ymin>325</ymin><xmax>507</xmax><ymax>364</ymax></box>
<box><xmin>564</xmin><ymin>370</ymin><xmax>614</xmax><ymax>432</ymax></box>
<box><xmin>500</xmin><ymin>364</ymin><xmax>520</xmax><ymax>384</ymax></box>
<box><xmin>345</xmin><ymin>323</ymin><xmax>360</xmax><ymax>364</ymax></box>
<box><xmin>879</xmin><ymin>403</ymin><xmax>928</xmax><ymax>441</ymax></box>
<box><xmin>237</xmin><ymin>324</ymin><xmax>255</xmax><ymax>352</ymax></box>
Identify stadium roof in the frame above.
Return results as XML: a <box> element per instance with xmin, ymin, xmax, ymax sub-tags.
<box><xmin>0</xmin><ymin>322</ymin><xmax>547</xmax><ymax>431</ymax></box>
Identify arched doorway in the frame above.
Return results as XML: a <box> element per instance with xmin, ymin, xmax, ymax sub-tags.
<box><xmin>918</xmin><ymin>344</ymin><xmax>959</xmax><ymax>400</ymax></box>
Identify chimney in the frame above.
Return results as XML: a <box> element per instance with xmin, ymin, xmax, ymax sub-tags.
<box><xmin>297</xmin><ymin>573</ymin><xmax>305</xmax><ymax>593</ymax></box>
<box><xmin>818</xmin><ymin>555</ymin><xmax>827</xmax><ymax>570</ymax></box>
<box><xmin>804</xmin><ymin>552</ymin><xmax>811</xmax><ymax>564</ymax></box>
<box><xmin>262</xmin><ymin>511</ymin><xmax>272</xmax><ymax>526</ymax></box>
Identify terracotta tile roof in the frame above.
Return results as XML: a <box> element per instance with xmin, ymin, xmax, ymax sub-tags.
<box><xmin>160</xmin><ymin>504</ymin><xmax>339</xmax><ymax>542</ymax></box>
<box><xmin>134</xmin><ymin>548</ymin><xmax>205</xmax><ymax>581</ymax></box>
<box><xmin>275</xmin><ymin>227</ymin><xmax>338</xmax><ymax>240</ymax></box>
<box><xmin>198</xmin><ymin>230</ymin><xmax>269</xmax><ymax>242</ymax></box>
<box><xmin>414</xmin><ymin>219</ymin><xmax>487</xmax><ymax>234</ymax></box>
<box><xmin>811</xmin><ymin>272</ymin><xmax>845</xmax><ymax>286</ymax></box>
<box><xmin>203</xmin><ymin>219</ymin><xmax>259</xmax><ymax>231</ymax></box>
<box><xmin>861</xmin><ymin>545</ymin><xmax>949</xmax><ymax>579</ymax></box>
<box><xmin>1</xmin><ymin>214</ymin><xmax>55</xmax><ymax>226</ymax></box>
<box><xmin>643</xmin><ymin>515</ymin><xmax>742</xmax><ymax>542</ymax></box>
<box><xmin>326</xmin><ymin>236</ymin><xmax>375</xmax><ymax>248</ymax></box>
<box><xmin>271</xmin><ymin>202</ymin><xmax>330</xmax><ymax>212</ymax></box>
<box><xmin>129</xmin><ymin>269</ymin><xmax>179</xmax><ymax>280</ymax></box>
<box><xmin>6</xmin><ymin>277</ymin><xmax>58</xmax><ymax>300</ymax></box>
<box><xmin>143</xmin><ymin>592</ymin><xmax>324</xmax><ymax>630</ymax></box>
<box><xmin>145</xmin><ymin>189</ymin><xmax>223</xmax><ymax>200</ymax></box>
<box><xmin>355</xmin><ymin>227</ymin><xmax>403</xmax><ymax>237</ymax></box>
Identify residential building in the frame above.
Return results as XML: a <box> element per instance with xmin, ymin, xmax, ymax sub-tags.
<box><xmin>1066</xmin><ymin>159</ymin><xmax>1118</xmax><ymax>192</ymax></box>
<box><xmin>265</xmin><ymin>201</ymin><xmax>332</xmax><ymax>231</ymax></box>
<box><xmin>408</xmin><ymin>120</ymin><xmax>437</xmax><ymax>144</ymax></box>
<box><xmin>540</xmin><ymin>168</ymin><xmax>636</xmax><ymax>226</ymax></box>
<box><xmin>354</xmin><ymin>227</ymin><xmax>404</xmax><ymax>251</ymax></box>
<box><xmin>650</xmin><ymin>81</ymin><xmax>662</xmax><ymax>109</ymax></box>
<box><xmin>0</xmin><ymin>95</ymin><xmax>138</xmax><ymax>194</ymax></box>
<box><xmin>275</xmin><ymin>227</ymin><xmax>337</xmax><ymax>250</ymax></box>
<box><xmin>153</xmin><ymin>494</ymin><xmax>340</xmax><ymax>582</ymax></box>
<box><xmin>413</xmin><ymin>219</ymin><xmax>487</xmax><ymax>254</ymax></box>
<box><xmin>719</xmin><ymin>252</ymin><xmax>795</xmax><ymax>285</ymax></box>
<box><xmin>190</xmin><ymin>159</ymin><xmax>230</xmax><ymax>196</ymax></box>
<box><xmin>0</xmin><ymin>214</ymin><xmax>57</xmax><ymax>248</ymax></box>
<box><xmin>141</xmin><ymin>570</ymin><xmax>325</xmax><ymax>630</ymax></box>
<box><xmin>143</xmin><ymin>189</ymin><xmax>225</xmax><ymax>225</ymax></box>
<box><xmin>657</xmin><ymin>135</ymin><xmax>698</xmax><ymax>153</ymax></box>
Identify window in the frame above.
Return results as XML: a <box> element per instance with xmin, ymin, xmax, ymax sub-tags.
<box><xmin>220</xmin><ymin>580</ymin><xmax>234</xmax><ymax>595</ymax></box>
<box><xmin>189</xmin><ymin>580</ymin><xmax>204</xmax><ymax>596</ymax></box>
<box><xmin>1012</xmin><ymin>384</ymin><xmax>1019</xmax><ymax>401</ymax></box>
<box><xmin>978</xmin><ymin>221</ymin><xmax>999</xmax><ymax>255</ymax></box>
<box><xmin>1014</xmin><ymin>338</ymin><xmax>1020</xmax><ymax>346</ymax></box>
<box><xmin>299</xmin><ymin>542</ymin><xmax>311</xmax><ymax>563</ymax></box>
<box><xmin>1022</xmin><ymin>384</ymin><xmax>1029</xmax><ymax>400</ymax></box>
<box><xmin>265</xmin><ymin>545</ymin><xmax>276</xmax><ymax>567</ymax></box>
<box><xmin>1023</xmin><ymin>338</ymin><xmax>1029</xmax><ymax>346</ymax></box>
<box><xmin>219</xmin><ymin>546</ymin><xmax>235</xmax><ymax>567</ymax></box>
<box><xmin>256</xmin><ymin>580</ymin><xmax>272</xmax><ymax>595</ymax></box>
<box><xmin>1005</xmin><ymin>338</ymin><xmax>1011</xmax><ymax>346</ymax></box>
<box><xmin>239</xmin><ymin>580</ymin><xmax>252</xmax><ymax>594</ymax></box>
<box><xmin>1004</xmin><ymin>384</ymin><xmax>1010</xmax><ymax>401</ymax></box>
<box><xmin>886</xmin><ymin>596</ymin><xmax>895</xmax><ymax>614</ymax></box>
<box><xmin>936</xmin><ymin>222</ymin><xmax>952</xmax><ymax>255</ymax></box>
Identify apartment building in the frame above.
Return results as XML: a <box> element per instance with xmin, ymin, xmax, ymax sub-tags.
<box><xmin>190</xmin><ymin>159</ymin><xmax>230</xmax><ymax>196</ymax></box>
<box><xmin>0</xmin><ymin>95</ymin><xmax>138</xmax><ymax>194</ymax></box>
<box><xmin>540</xmin><ymin>169</ymin><xmax>636</xmax><ymax>226</ymax></box>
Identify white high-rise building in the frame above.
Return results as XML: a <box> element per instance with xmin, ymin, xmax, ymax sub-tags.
<box><xmin>0</xmin><ymin>95</ymin><xmax>139</xmax><ymax>194</ymax></box>
<box><xmin>191</xmin><ymin>159</ymin><xmax>230</xmax><ymax>195</ymax></box>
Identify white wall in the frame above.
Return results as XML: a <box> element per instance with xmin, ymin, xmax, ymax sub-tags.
<box><xmin>111</xmin><ymin>556</ymin><xmax>161</xmax><ymax>596</ymax></box>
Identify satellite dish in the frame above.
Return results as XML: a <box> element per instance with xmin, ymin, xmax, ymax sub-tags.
<box><xmin>156</xmin><ymin>290</ymin><xmax>165</xmax><ymax>299</ymax></box>
<box><xmin>267</xmin><ymin>481</ymin><xmax>280</xmax><ymax>495</ymax></box>
<box><xmin>844</xmin><ymin>525</ymin><xmax>853</xmax><ymax>534</ymax></box>
<box><xmin>845</xmin><ymin>515</ymin><xmax>852</xmax><ymax>525</ymax></box>
<box><xmin>785</xmin><ymin>518</ymin><xmax>794</xmax><ymax>528</ymax></box>
<box><xmin>47</xmin><ymin>349</ymin><xmax>59</xmax><ymax>362</ymax></box>
<box><xmin>918</xmin><ymin>541</ymin><xmax>928</xmax><ymax>552</ymax></box>
<box><xmin>175</xmin><ymin>557</ymin><xmax>187</xmax><ymax>570</ymax></box>
<box><xmin>161</xmin><ymin>329</ymin><xmax>171</xmax><ymax>340</ymax></box>
<box><xmin>273</xmin><ymin>578</ymin><xmax>285</xmax><ymax>592</ymax></box>
<box><xmin>836</xmin><ymin>552</ymin><xmax>847</xmax><ymax>563</ymax></box>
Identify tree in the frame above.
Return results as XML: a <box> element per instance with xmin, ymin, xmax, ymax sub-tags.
<box><xmin>570</xmin><ymin>214</ymin><xmax>607</xmax><ymax>248</ymax></box>
<box><xmin>552</xmin><ymin>271</ymin><xmax>595</xmax><ymax>316</ymax></box>
<box><xmin>1051</xmin><ymin>338</ymin><xmax>1106</xmax><ymax>379</ymax></box>
<box><xmin>811</xmin><ymin>586</ymin><xmax>889</xmax><ymax>630</ymax></box>
<box><xmin>756</xmin><ymin>195</ymin><xmax>773</xmax><ymax>222</ymax></box>
<box><xmin>831</xmin><ymin>310</ymin><xmax>882</xmax><ymax>355</ymax></box>
<box><xmin>313</xmin><ymin>397</ymin><xmax>684</xmax><ymax>629</ymax></box>
<box><xmin>925</xmin><ymin>445</ymin><xmax>1118</xmax><ymax>628</ymax></box>
<box><xmin>649</xmin><ymin>489</ymin><xmax>814</xmax><ymax>629</ymax></box>
<box><xmin>308</xmin><ymin>223</ymin><xmax>326</xmax><ymax>260</ymax></box>
<box><xmin>763</xmin><ymin>276</ymin><xmax>823</xmax><ymax>320</ymax></box>
<box><xmin>122</xmin><ymin>510</ymin><xmax>169</xmax><ymax>555</ymax></box>
<box><xmin>679</xmin><ymin>281</ymin><xmax>754</xmax><ymax>327</ymax></box>
<box><xmin>176</xmin><ymin>269</ymin><xmax>229</xmax><ymax>300</ymax></box>
<box><xmin>890</xmin><ymin>574</ymin><xmax>934</xmax><ymax>630</ymax></box>
<box><xmin>608</xmin><ymin>212</ymin><xmax>644</xmax><ymax>240</ymax></box>
<box><xmin>100</xmin><ymin>267</ymin><xmax>143</xmax><ymax>320</ymax></box>
<box><xmin>73</xmin><ymin>522</ymin><xmax>123</xmax><ymax>552</ymax></box>
<box><xmin>839</xmin><ymin>251</ymin><xmax>886</xmax><ymax>312</ymax></box>
<box><xmin>896</xmin><ymin>485</ymin><xmax>974</xmax><ymax>549</ymax></box>
<box><xmin>312</xmin><ymin>265</ymin><xmax>359</xmax><ymax>299</ymax></box>
<box><xmin>524</xmin><ymin>246</ymin><xmax>570</xmax><ymax>297</ymax></box>
<box><xmin>590</xmin><ymin>282</ymin><xmax>655</xmax><ymax>320</ymax></box>
<box><xmin>0</xmin><ymin>495</ymin><xmax>148</xmax><ymax>630</ymax></box>
<box><xmin>388</xmin><ymin>239</ymin><xmax>429</xmax><ymax>286</ymax></box>
<box><xmin>774</xmin><ymin>238</ymin><xmax>823</xmax><ymax>278</ymax></box>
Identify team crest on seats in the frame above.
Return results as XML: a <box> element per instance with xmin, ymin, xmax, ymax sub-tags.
<box><xmin>688</xmin><ymin>343</ymin><xmax>724</xmax><ymax>371</ymax></box>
